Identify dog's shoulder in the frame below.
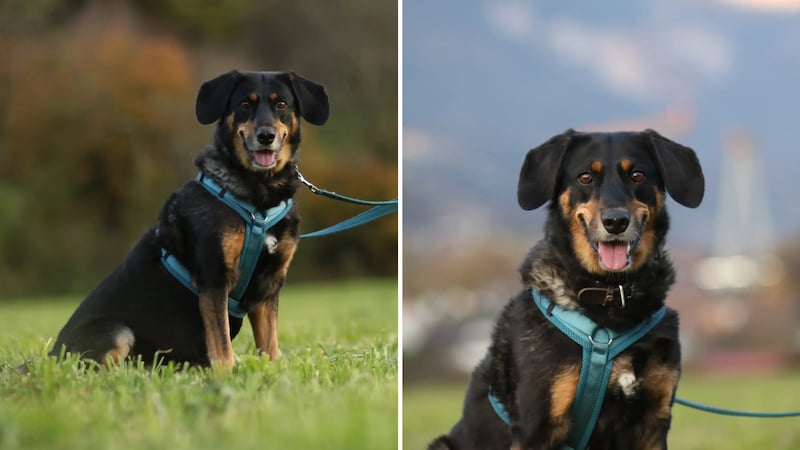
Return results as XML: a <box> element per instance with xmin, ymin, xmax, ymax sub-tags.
<box><xmin>478</xmin><ymin>287</ymin><xmax>562</xmax><ymax>391</ymax></box>
<box><xmin>518</xmin><ymin>239</ymin><xmax>576</xmax><ymax>309</ymax></box>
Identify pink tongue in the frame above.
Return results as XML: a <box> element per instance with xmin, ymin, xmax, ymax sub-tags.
<box><xmin>253</xmin><ymin>151</ymin><xmax>276</xmax><ymax>167</ymax></box>
<box><xmin>597</xmin><ymin>242</ymin><xmax>628</xmax><ymax>271</ymax></box>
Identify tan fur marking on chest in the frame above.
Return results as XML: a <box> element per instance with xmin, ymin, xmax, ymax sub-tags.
<box><xmin>549</xmin><ymin>364</ymin><xmax>581</xmax><ymax>445</ymax></box>
<box><xmin>274</xmin><ymin>236</ymin><xmax>298</xmax><ymax>278</ymax></box>
<box><xmin>551</xmin><ymin>365</ymin><xmax>580</xmax><ymax>418</ymax></box>
<box><xmin>221</xmin><ymin>226</ymin><xmax>245</xmax><ymax>269</ymax></box>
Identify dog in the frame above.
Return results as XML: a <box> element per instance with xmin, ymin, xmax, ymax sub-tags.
<box><xmin>48</xmin><ymin>70</ymin><xmax>329</xmax><ymax>369</ymax></box>
<box><xmin>429</xmin><ymin>129</ymin><xmax>704</xmax><ymax>450</ymax></box>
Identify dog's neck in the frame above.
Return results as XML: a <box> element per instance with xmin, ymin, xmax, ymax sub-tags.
<box><xmin>520</xmin><ymin>239</ymin><xmax>676</xmax><ymax>329</ymax></box>
<box><xmin>194</xmin><ymin>145</ymin><xmax>299</xmax><ymax>210</ymax></box>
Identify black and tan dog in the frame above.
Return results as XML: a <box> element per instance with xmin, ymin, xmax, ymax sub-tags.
<box><xmin>49</xmin><ymin>70</ymin><xmax>329</xmax><ymax>369</ymax></box>
<box><xmin>429</xmin><ymin>130</ymin><xmax>704</xmax><ymax>450</ymax></box>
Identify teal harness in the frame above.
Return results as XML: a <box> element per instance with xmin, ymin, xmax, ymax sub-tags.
<box><xmin>160</xmin><ymin>169</ymin><xmax>397</xmax><ymax>319</ymax></box>
<box><xmin>488</xmin><ymin>288</ymin><xmax>666</xmax><ymax>450</ymax></box>
<box><xmin>160</xmin><ymin>172</ymin><xmax>293</xmax><ymax>319</ymax></box>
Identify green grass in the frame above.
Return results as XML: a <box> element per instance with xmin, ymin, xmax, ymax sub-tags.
<box><xmin>0</xmin><ymin>279</ymin><xmax>398</xmax><ymax>450</ymax></box>
<box><xmin>404</xmin><ymin>372</ymin><xmax>800</xmax><ymax>450</ymax></box>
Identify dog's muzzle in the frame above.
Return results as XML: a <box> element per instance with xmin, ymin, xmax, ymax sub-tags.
<box><xmin>240</xmin><ymin>126</ymin><xmax>284</xmax><ymax>169</ymax></box>
<box><xmin>583</xmin><ymin>208</ymin><xmax>642</xmax><ymax>272</ymax></box>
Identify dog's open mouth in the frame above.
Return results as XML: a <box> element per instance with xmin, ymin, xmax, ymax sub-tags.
<box><xmin>592</xmin><ymin>240</ymin><xmax>634</xmax><ymax>272</ymax></box>
<box><xmin>579</xmin><ymin>218</ymin><xmax>639</xmax><ymax>272</ymax></box>
<box><xmin>251</xmin><ymin>150</ymin><xmax>278</xmax><ymax>168</ymax></box>
<box><xmin>239</xmin><ymin>129</ymin><xmax>284</xmax><ymax>169</ymax></box>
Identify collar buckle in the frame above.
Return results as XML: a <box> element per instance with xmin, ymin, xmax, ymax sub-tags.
<box><xmin>578</xmin><ymin>284</ymin><xmax>627</xmax><ymax>308</ymax></box>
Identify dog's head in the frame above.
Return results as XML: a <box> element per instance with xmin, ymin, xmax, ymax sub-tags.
<box><xmin>518</xmin><ymin>129</ymin><xmax>704</xmax><ymax>275</ymax></box>
<box><xmin>195</xmin><ymin>70</ymin><xmax>329</xmax><ymax>173</ymax></box>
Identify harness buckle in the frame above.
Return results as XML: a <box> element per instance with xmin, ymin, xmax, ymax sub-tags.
<box><xmin>252</xmin><ymin>212</ymin><xmax>268</xmax><ymax>224</ymax></box>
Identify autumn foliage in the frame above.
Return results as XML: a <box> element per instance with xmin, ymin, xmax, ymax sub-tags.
<box><xmin>0</xmin><ymin>2</ymin><xmax>397</xmax><ymax>297</ymax></box>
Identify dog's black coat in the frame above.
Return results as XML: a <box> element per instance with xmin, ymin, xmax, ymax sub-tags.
<box><xmin>50</xmin><ymin>70</ymin><xmax>329</xmax><ymax>368</ymax></box>
<box><xmin>430</xmin><ymin>130</ymin><xmax>704</xmax><ymax>450</ymax></box>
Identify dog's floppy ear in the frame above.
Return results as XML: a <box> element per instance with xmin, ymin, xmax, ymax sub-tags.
<box><xmin>644</xmin><ymin>129</ymin><xmax>705</xmax><ymax>208</ymax></box>
<box><xmin>195</xmin><ymin>70</ymin><xmax>241</xmax><ymax>125</ymax></box>
<box><xmin>286</xmin><ymin>72</ymin><xmax>330</xmax><ymax>126</ymax></box>
<box><xmin>517</xmin><ymin>129</ymin><xmax>575</xmax><ymax>210</ymax></box>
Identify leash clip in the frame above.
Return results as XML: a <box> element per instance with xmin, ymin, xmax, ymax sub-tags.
<box><xmin>295</xmin><ymin>165</ymin><xmax>320</xmax><ymax>193</ymax></box>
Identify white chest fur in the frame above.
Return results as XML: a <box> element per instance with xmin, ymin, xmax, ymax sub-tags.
<box><xmin>265</xmin><ymin>233</ymin><xmax>278</xmax><ymax>254</ymax></box>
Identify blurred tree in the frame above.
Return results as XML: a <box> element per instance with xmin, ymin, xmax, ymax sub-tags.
<box><xmin>0</xmin><ymin>6</ymin><xmax>196</xmax><ymax>295</ymax></box>
<box><xmin>0</xmin><ymin>0</ymin><xmax>397</xmax><ymax>297</ymax></box>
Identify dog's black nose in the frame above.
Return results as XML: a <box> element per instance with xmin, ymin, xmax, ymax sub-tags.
<box><xmin>256</xmin><ymin>127</ymin><xmax>276</xmax><ymax>145</ymax></box>
<box><xmin>601</xmin><ymin>209</ymin><xmax>630</xmax><ymax>234</ymax></box>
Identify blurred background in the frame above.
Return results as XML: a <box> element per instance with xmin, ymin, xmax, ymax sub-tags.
<box><xmin>403</xmin><ymin>1</ymin><xmax>800</xmax><ymax>447</ymax></box>
<box><xmin>0</xmin><ymin>0</ymin><xmax>398</xmax><ymax>299</ymax></box>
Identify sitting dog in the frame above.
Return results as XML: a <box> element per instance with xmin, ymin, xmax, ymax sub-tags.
<box><xmin>429</xmin><ymin>129</ymin><xmax>704</xmax><ymax>450</ymax></box>
<box><xmin>49</xmin><ymin>70</ymin><xmax>329</xmax><ymax>369</ymax></box>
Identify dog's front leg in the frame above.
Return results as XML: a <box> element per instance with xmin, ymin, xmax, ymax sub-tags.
<box><xmin>638</xmin><ymin>364</ymin><xmax>680</xmax><ymax>450</ymax></box>
<box><xmin>515</xmin><ymin>365</ymin><xmax>580</xmax><ymax>450</ymax></box>
<box><xmin>248</xmin><ymin>300</ymin><xmax>280</xmax><ymax>360</ymax></box>
<box><xmin>248</xmin><ymin>236</ymin><xmax>297</xmax><ymax>361</ymax></box>
<box><xmin>199</xmin><ymin>288</ymin><xmax>235</xmax><ymax>369</ymax></box>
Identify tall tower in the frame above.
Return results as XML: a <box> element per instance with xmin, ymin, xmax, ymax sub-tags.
<box><xmin>694</xmin><ymin>130</ymin><xmax>784</xmax><ymax>292</ymax></box>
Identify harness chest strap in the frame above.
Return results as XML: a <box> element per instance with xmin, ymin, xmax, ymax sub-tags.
<box><xmin>488</xmin><ymin>289</ymin><xmax>666</xmax><ymax>450</ymax></box>
<box><xmin>160</xmin><ymin>172</ymin><xmax>293</xmax><ymax>319</ymax></box>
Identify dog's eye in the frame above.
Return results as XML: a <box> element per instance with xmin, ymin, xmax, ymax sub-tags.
<box><xmin>631</xmin><ymin>170</ymin><xmax>646</xmax><ymax>183</ymax></box>
<box><xmin>276</xmin><ymin>101</ymin><xmax>288</xmax><ymax>110</ymax></box>
<box><xmin>240</xmin><ymin>101</ymin><xmax>251</xmax><ymax>110</ymax></box>
<box><xmin>578</xmin><ymin>173</ymin><xmax>593</xmax><ymax>185</ymax></box>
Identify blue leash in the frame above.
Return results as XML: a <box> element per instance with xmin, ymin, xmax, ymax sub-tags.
<box><xmin>296</xmin><ymin>166</ymin><xmax>397</xmax><ymax>238</ymax></box>
<box><xmin>296</xmin><ymin>166</ymin><xmax>398</xmax><ymax>206</ymax></box>
<box><xmin>300</xmin><ymin>203</ymin><xmax>397</xmax><ymax>238</ymax></box>
<box><xmin>674</xmin><ymin>397</ymin><xmax>800</xmax><ymax>418</ymax></box>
